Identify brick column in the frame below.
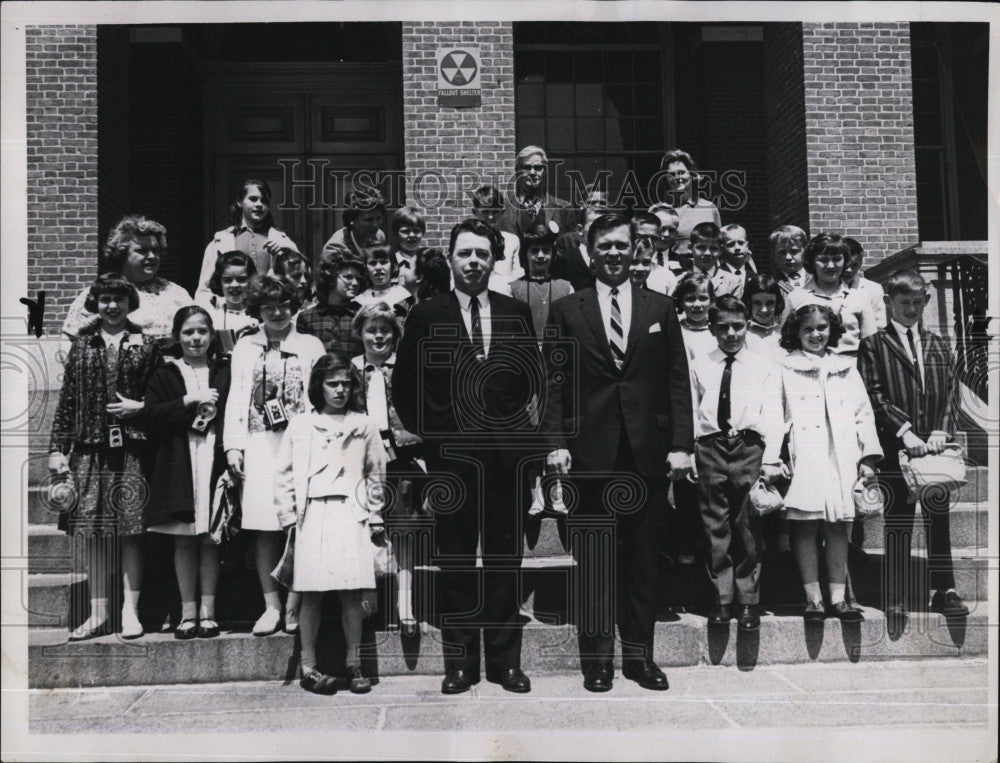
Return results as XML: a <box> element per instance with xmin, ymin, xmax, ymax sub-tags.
<box><xmin>26</xmin><ymin>26</ymin><xmax>99</xmax><ymax>336</ymax></box>
<box><xmin>402</xmin><ymin>22</ymin><xmax>516</xmax><ymax>250</ymax></box>
<box><xmin>801</xmin><ymin>22</ymin><xmax>919</xmax><ymax>264</ymax></box>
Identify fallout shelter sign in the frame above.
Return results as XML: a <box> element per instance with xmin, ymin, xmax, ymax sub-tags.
<box><xmin>437</xmin><ymin>46</ymin><xmax>482</xmax><ymax>108</ymax></box>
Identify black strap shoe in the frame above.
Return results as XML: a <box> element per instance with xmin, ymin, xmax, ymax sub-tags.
<box><xmin>828</xmin><ymin>601</ymin><xmax>864</xmax><ymax>622</ymax></box>
<box><xmin>441</xmin><ymin>669</ymin><xmax>480</xmax><ymax>695</ymax></box>
<box><xmin>583</xmin><ymin>662</ymin><xmax>613</xmax><ymax>693</ymax></box>
<box><xmin>487</xmin><ymin>667</ymin><xmax>531</xmax><ymax>693</ymax></box>
<box><xmin>622</xmin><ymin>659</ymin><xmax>669</xmax><ymax>691</ymax></box>
<box><xmin>736</xmin><ymin>604</ymin><xmax>760</xmax><ymax>631</ymax></box>
<box><xmin>300</xmin><ymin>667</ymin><xmax>338</xmax><ymax>695</ymax></box>
<box><xmin>931</xmin><ymin>591</ymin><xmax>969</xmax><ymax>618</ymax></box>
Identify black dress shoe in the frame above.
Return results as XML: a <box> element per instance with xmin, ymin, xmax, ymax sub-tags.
<box><xmin>828</xmin><ymin>601</ymin><xmax>864</xmax><ymax>622</ymax></box>
<box><xmin>622</xmin><ymin>660</ymin><xmax>669</xmax><ymax>691</ymax></box>
<box><xmin>300</xmin><ymin>668</ymin><xmax>338</xmax><ymax>695</ymax></box>
<box><xmin>583</xmin><ymin>662</ymin><xmax>613</xmax><ymax>693</ymax></box>
<box><xmin>931</xmin><ymin>590</ymin><xmax>969</xmax><ymax>617</ymax></box>
<box><xmin>803</xmin><ymin>600</ymin><xmax>825</xmax><ymax>621</ymax></box>
<box><xmin>707</xmin><ymin>604</ymin><xmax>732</xmax><ymax>625</ymax></box>
<box><xmin>441</xmin><ymin>669</ymin><xmax>480</xmax><ymax>695</ymax></box>
<box><xmin>486</xmin><ymin>667</ymin><xmax>531</xmax><ymax>693</ymax></box>
<box><xmin>736</xmin><ymin>604</ymin><xmax>760</xmax><ymax>631</ymax></box>
<box><xmin>886</xmin><ymin>602</ymin><xmax>907</xmax><ymax>618</ymax></box>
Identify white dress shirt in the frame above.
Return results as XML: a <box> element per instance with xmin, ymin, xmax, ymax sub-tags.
<box><xmin>454</xmin><ymin>289</ymin><xmax>492</xmax><ymax>357</ymax></box>
<box><xmin>689</xmin><ymin>345</ymin><xmax>785</xmax><ymax>464</ymax></box>
<box><xmin>594</xmin><ymin>280</ymin><xmax>633</xmax><ymax>352</ymax></box>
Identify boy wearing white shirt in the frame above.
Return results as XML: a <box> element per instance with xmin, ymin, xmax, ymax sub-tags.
<box><xmin>690</xmin><ymin>295</ymin><xmax>785</xmax><ymax>631</ymax></box>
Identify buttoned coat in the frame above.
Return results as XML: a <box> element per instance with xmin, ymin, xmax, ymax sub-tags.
<box><xmin>779</xmin><ymin>350</ymin><xmax>883</xmax><ymax>518</ymax></box>
<box><xmin>273</xmin><ymin>410</ymin><xmax>388</xmax><ymax>530</ymax></box>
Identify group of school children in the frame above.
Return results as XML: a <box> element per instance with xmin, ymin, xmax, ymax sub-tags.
<box><xmin>48</xmin><ymin>169</ymin><xmax>969</xmax><ymax>697</ymax></box>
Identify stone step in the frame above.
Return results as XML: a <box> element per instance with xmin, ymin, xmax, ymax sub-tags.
<box><xmin>858</xmin><ymin>501</ymin><xmax>988</xmax><ymax>551</ymax></box>
<box><xmin>24</xmin><ymin>544</ymin><xmax>989</xmax><ymax>629</ymax></box>
<box><xmin>27</xmin><ymin>603</ymin><xmax>988</xmax><ymax>688</ymax></box>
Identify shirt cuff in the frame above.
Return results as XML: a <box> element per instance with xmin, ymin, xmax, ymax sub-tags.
<box><xmin>895</xmin><ymin>422</ymin><xmax>912</xmax><ymax>439</ymax></box>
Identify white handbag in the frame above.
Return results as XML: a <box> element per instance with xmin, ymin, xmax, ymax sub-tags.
<box><xmin>749</xmin><ymin>478</ymin><xmax>784</xmax><ymax>516</ymax></box>
<box><xmin>898</xmin><ymin>443</ymin><xmax>968</xmax><ymax>501</ymax></box>
<box><xmin>853</xmin><ymin>476</ymin><xmax>885</xmax><ymax>520</ymax></box>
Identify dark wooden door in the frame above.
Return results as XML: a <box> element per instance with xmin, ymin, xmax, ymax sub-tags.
<box><xmin>204</xmin><ymin>64</ymin><xmax>402</xmax><ymax>266</ymax></box>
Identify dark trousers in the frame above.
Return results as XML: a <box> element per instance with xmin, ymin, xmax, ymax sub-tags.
<box><xmin>881</xmin><ymin>454</ymin><xmax>956</xmax><ymax>607</ymax></box>
<box><xmin>694</xmin><ymin>434</ymin><xmax>764</xmax><ymax>605</ymax></box>
<box><xmin>569</xmin><ymin>430</ymin><xmax>664</xmax><ymax>670</ymax></box>
<box><xmin>429</xmin><ymin>448</ymin><xmax>524</xmax><ymax>675</ymax></box>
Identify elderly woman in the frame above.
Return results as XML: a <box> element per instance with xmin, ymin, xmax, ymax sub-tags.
<box><xmin>658</xmin><ymin>149</ymin><xmax>722</xmax><ymax>259</ymax></box>
<box><xmin>321</xmin><ymin>188</ymin><xmax>387</xmax><ymax>260</ymax></box>
<box><xmin>62</xmin><ymin>215</ymin><xmax>193</xmax><ymax>342</ymax></box>
<box><xmin>499</xmin><ymin>145</ymin><xmax>572</xmax><ymax>238</ymax></box>
<box><xmin>195</xmin><ymin>178</ymin><xmax>300</xmax><ymax>302</ymax></box>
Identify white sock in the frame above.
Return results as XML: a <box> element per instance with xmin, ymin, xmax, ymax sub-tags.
<box><xmin>829</xmin><ymin>583</ymin><xmax>846</xmax><ymax>604</ymax></box>
<box><xmin>803</xmin><ymin>582</ymin><xmax>822</xmax><ymax>603</ymax></box>
<box><xmin>263</xmin><ymin>591</ymin><xmax>281</xmax><ymax>612</ymax></box>
<box><xmin>199</xmin><ymin>595</ymin><xmax>216</xmax><ymax>620</ymax></box>
<box><xmin>181</xmin><ymin>601</ymin><xmax>197</xmax><ymax>621</ymax></box>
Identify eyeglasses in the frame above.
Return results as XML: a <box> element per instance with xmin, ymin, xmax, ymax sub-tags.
<box><xmin>522</xmin><ymin>164</ymin><xmax>546</xmax><ymax>174</ymax></box>
<box><xmin>666</xmin><ymin>170</ymin><xmax>690</xmax><ymax>178</ymax></box>
<box><xmin>260</xmin><ymin>301</ymin><xmax>292</xmax><ymax>315</ymax></box>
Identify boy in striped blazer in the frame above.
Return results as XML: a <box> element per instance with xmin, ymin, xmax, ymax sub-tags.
<box><xmin>857</xmin><ymin>269</ymin><xmax>969</xmax><ymax>620</ymax></box>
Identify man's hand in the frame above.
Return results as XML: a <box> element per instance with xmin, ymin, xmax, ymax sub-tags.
<box><xmin>106</xmin><ymin>393</ymin><xmax>143</xmax><ymax>419</ymax></box>
<box><xmin>48</xmin><ymin>452</ymin><xmax>70</xmax><ymax>475</ymax></box>
<box><xmin>546</xmin><ymin>449</ymin><xmax>572</xmax><ymax>475</ymax></box>
<box><xmin>901</xmin><ymin>430</ymin><xmax>927</xmax><ymax>457</ymax></box>
<box><xmin>666</xmin><ymin>450</ymin><xmax>692</xmax><ymax>482</ymax></box>
<box><xmin>226</xmin><ymin>449</ymin><xmax>245</xmax><ymax>482</ymax></box>
<box><xmin>759</xmin><ymin>463</ymin><xmax>785</xmax><ymax>485</ymax></box>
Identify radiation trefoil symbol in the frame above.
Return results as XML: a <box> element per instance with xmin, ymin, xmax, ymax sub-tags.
<box><xmin>440</xmin><ymin>50</ymin><xmax>478</xmax><ymax>87</ymax></box>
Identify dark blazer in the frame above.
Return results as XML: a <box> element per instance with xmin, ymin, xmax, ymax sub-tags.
<box><xmin>498</xmin><ymin>192</ymin><xmax>573</xmax><ymax>239</ymax></box>
<box><xmin>142</xmin><ymin>358</ymin><xmax>231</xmax><ymax>526</ymax></box>
<box><xmin>542</xmin><ymin>286</ymin><xmax>694</xmax><ymax>479</ymax></box>
<box><xmin>552</xmin><ymin>231</ymin><xmax>595</xmax><ymax>292</ymax></box>
<box><xmin>393</xmin><ymin>290</ymin><xmax>541</xmax><ymax>444</ymax></box>
<box><xmin>857</xmin><ymin>325</ymin><xmax>959</xmax><ymax>458</ymax></box>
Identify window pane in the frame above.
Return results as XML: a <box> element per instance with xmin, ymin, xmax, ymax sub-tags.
<box><xmin>517</xmin><ymin>51</ymin><xmax>545</xmax><ymax>79</ymax></box>
<box><xmin>634</xmin><ymin>117</ymin><xmax>662</xmax><ymax>150</ymax></box>
<box><xmin>576</xmin><ymin>84</ymin><xmax>604</xmax><ymax>117</ymax></box>
<box><xmin>604</xmin><ymin>51</ymin><xmax>632</xmax><ymax>82</ymax></box>
<box><xmin>576</xmin><ymin>117</ymin><xmax>605</xmax><ymax>151</ymax></box>
<box><xmin>633</xmin><ymin>50</ymin><xmax>661</xmax><ymax>81</ymax></box>
<box><xmin>547</xmin><ymin>83</ymin><xmax>574</xmax><ymax>116</ymax></box>
<box><xmin>548</xmin><ymin>118</ymin><xmax>576</xmax><ymax>151</ymax></box>
<box><xmin>606</xmin><ymin>86</ymin><xmax>633</xmax><ymax>117</ymax></box>
<box><xmin>634</xmin><ymin>83</ymin><xmax>662</xmax><ymax>116</ymax></box>
<box><xmin>575</xmin><ymin>51</ymin><xmax>603</xmax><ymax>81</ymax></box>
<box><xmin>517</xmin><ymin>82</ymin><xmax>545</xmax><ymax>115</ymax></box>
<box><xmin>606</xmin><ymin>118</ymin><xmax>628</xmax><ymax>150</ymax></box>
<box><xmin>517</xmin><ymin>118</ymin><xmax>546</xmax><ymax>146</ymax></box>
<box><xmin>545</xmin><ymin>51</ymin><xmax>574</xmax><ymax>81</ymax></box>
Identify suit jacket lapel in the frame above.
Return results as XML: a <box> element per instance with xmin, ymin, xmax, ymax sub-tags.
<box><xmin>883</xmin><ymin>326</ymin><xmax>918</xmax><ymax>376</ymax></box>
<box><xmin>445</xmin><ymin>291</ymin><xmax>472</xmax><ymax>344</ymax></box>
<box><xmin>580</xmin><ymin>290</ymin><xmax>615</xmax><ymax>368</ymax></box>
<box><xmin>624</xmin><ymin>288</ymin><xmax>651</xmax><ymax>366</ymax></box>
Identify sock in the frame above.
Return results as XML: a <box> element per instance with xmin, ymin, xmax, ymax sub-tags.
<box><xmin>181</xmin><ymin>601</ymin><xmax>197</xmax><ymax>621</ymax></box>
<box><xmin>122</xmin><ymin>588</ymin><xmax>141</xmax><ymax>618</ymax></box>
<box><xmin>91</xmin><ymin>597</ymin><xmax>109</xmax><ymax>622</ymax></box>
<box><xmin>829</xmin><ymin>583</ymin><xmax>846</xmax><ymax>604</ymax></box>
<box><xmin>263</xmin><ymin>590</ymin><xmax>281</xmax><ymax>613</ymax></box>
<box><xmin>199</xmin><ymin>595</ymin><xmax>216</xmax><ymax>620</ymax></box>
<box><xmin>803</xmin><ymin>582</ymin><xmax>822</xmax><ymax>603</ymax></box>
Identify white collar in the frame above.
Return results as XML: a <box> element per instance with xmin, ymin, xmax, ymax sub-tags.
<box><xmin>454</xmin><ymin>289</ymin><xmax>489</xmax><ymax>311</ymax></box>
<box><xmin>594</xmin><ymin>280</ymin><xmax>631</xmax><ymax>299</ymax></box>
<box><xmin>890</xmin><ymin>319</ymin><xmax>920</xmax><ymax>340</ymax></box>
<box><xmin>708</xmin><ymin>346</ymin><xmax>744</xmax><ymax>364</ymax></box>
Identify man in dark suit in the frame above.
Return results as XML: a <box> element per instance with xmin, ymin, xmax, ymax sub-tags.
<box><xmin>857</xmin><ymin>268</ymin><xmax>969</xmax><ymax>621</ymax></box>
<box><xmin>499</xmin><ymin>145</ymin><xmax>573</xmax><ymax>238</ymax></box>
<box><xmin>393</xmin><ymin>218</ymin><xmax>542</xmax><ymax>695</ymax></box>
<box><xmin>542</xmin><ymin>212</ymin><xmax>694</xmax><ymax>692</ymax></box>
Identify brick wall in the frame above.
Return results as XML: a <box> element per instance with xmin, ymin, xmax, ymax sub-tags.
<box><xmin>801</xmin><ymin>22</ymin><xmax>919</xmax><ymax>264</ymax></box>
<box><xmin>764</xmin><ymin>23</ymin><xmax>810</xmax><ymax>239</ymax></box>
<box><xmin>26</xmin><ymin>25</ymin><xmax>99</xmax><ymax>336</ymax></box>
<box><xmin>402</xmin><ymin>22</ymin><xmax>516</xmax><ymax>250</ymax></box>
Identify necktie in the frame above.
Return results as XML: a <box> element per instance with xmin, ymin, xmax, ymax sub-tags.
<box><xmin>905</xmin><ymin>328</ymin><xmax>923</xmax><ymax>390</ymax></box>
<box><xmin>717</xmin><ymin>354</ymin><xmax>735</xmax><ymax>433</ymax></box>
<box><xmin>609</xmin><ymin>287</ymin><xmax>625</xmax><ymax>370</ymax></box>
<box><xmin>470</xmin><ymin>296</ymin><xmax>485</xmax><ymax>359</ymax></box>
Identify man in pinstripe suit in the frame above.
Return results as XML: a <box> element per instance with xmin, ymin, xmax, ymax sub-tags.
<box><xmin>857</xmin><ymin>268</ymin><xmax>969</xmax><ymax>621</ymax></box>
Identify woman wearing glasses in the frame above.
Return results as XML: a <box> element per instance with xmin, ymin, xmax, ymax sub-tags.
<box><xmin>658</xmin><ymin>149</ymin><xmax>722</xmax><ymax>260</ymax></box>
<box><xmin>224</xmin><ymin>275</ymin><xmax>325</xmax><ymax>635</ymax></box>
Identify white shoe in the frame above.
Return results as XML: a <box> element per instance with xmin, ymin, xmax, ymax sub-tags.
<box><xmin>253</xmin><ymin>607</ymin><xmax>281</xmax><ymax>636</ymax></box>
<box><xmin>283</xmin><ymin>607</ymin><xmax>299</xmax><ymax>634</ymax></box>
<box><xmin>528</xmin><ymin>501</ymin><xmax>545</xmax><ymax>517</ymax></box>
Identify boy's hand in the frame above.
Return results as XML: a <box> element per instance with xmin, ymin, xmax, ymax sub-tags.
<box><xmin>226</xmin><ymin>449</ymin><xmax>245</xmax><ymax>482</ymax></box>
<box><xmin>546</xmin><ymin>449</ymin><xmax>572</xmax><ymax>475</ymax></box>
<box><xmin>48</xmin><ymin>452</ymin><xmax>70</xmax><ymax>475</ymax></box>
<box><xmin>926</xmin><ymin>431</ymin><xmax>949</xmax><ymax>454</ymax></box>
<box><xmin>901</xmin><ymin>430</ymin><xmax>927</xmax><ymax>457</ymax></box>
<box><xmin>263</xmin><ymin>239</ymin><xmax>282</xmax><ymax>255</ymax></box>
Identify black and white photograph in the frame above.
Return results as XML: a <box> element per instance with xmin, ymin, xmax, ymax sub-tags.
<box><xmin>1</xmin><ymin>1</ymin><xmax>996</xmax><ymax>760</ymax></box>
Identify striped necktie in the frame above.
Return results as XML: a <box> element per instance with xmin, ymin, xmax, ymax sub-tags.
<box><xmin>609</xmin><ymin>287</ymin><xmax>625</xmax><ymax>370</ymax></box>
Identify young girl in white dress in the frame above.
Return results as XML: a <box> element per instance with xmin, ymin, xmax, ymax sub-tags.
<box><xmin>778</xmin><ymin>304</ymin><xmax>882</xmax><ymax>621</ymax></box>
<box><xmin>274</xmin><ymin>353</ymin><xmax>388</xmax><ymax>694</ymax></box>
<box><xmin>144</xmin><ymin>306</ymin><xmax>230</xmax><ymax>639</ymax></box>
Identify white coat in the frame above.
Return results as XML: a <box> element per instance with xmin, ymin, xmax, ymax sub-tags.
<box><xmin>273</xmin><ymin>410</ymin><xmax>387</xmax><ymax>530</ymax></box>
<box><xmin>779</xmin><ymin>350</ymin><xmax>883</xmax><ymax>520</ymax></box>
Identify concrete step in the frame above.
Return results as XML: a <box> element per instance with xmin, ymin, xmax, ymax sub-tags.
<box><xmin>27</xmin><ymin>603</ymin><xmax>988</xmax><ymax>688</ymax></box>
<box><xmin>25</xmin><ymin>543</ymin><xmax>989</xmax><ymax>630</ymax></box>
<box><xmin>859</xmin><ymin>501</ymin><xmax>988</xmax><ymax>551</ymax></box>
